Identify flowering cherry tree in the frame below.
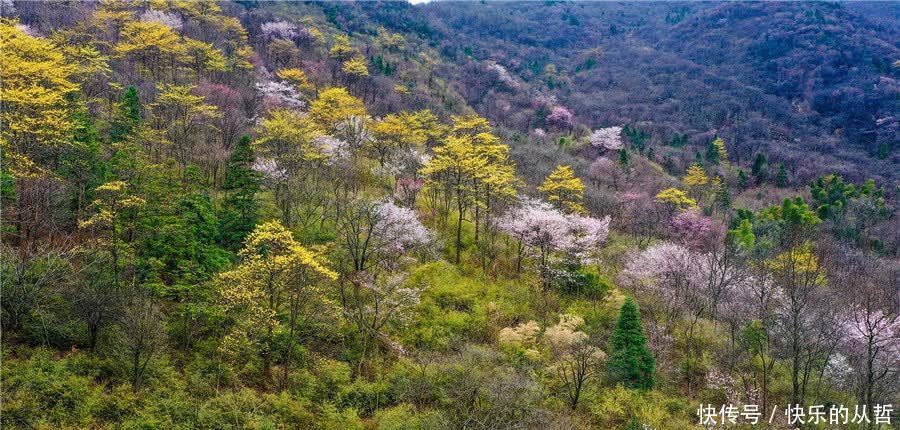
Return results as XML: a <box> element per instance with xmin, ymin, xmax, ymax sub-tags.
<box><xmin>499</xmin><ymin>199</ymin><xmax>609</xmax><ymax>293</ymax></box>
<box><xmin>140</xmin><ymin>9</ymin><xmax>183</xmax><ymax>30</ymax></box>
<box><xmin>589</xmin><ymin>126</ymin><xmax>624</xmax><ymax>151</ymax></box>
<box><xmin>546</xmin><ymin>106</ymin><xmax>573</xmax><ymax>130</ymax></box>
<box><xmin>260</xmin><ymin>21</ymin><xmax>297</xmax><ymax>40</ymax></box>
<box><xmin>669</xmin><ymin>209</ymin><xmax>723</xmax><ymax>252</ymax></box>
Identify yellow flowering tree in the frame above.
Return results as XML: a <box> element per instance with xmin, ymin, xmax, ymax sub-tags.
<box><xmin>655</xmin><ymin>187</ymin><xmax>697</xmax><ymax>210</ymax></box>
<box><xmin>217</xmin><ymin>221</ymin><xmax>337</xmax><ymax>386</ymax></box>
<box><xmin>308</xmin><ymin>87</ymin><xmax>367</xmax><ymax>134</ymax></box>
<box><xmin>539</xmin><ymin>165</ymin><xmax>586</xmax><ymax>214</ymax></box>
<box><xmin>683</xmin><ymin>164</ymin><xmax>709</xmax><ymax>187</ymax></box>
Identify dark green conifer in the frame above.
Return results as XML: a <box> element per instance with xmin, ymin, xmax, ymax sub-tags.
<box><xmin>608</xmin><ymin>297</ymin><xmax>655</xmax><ymax>390</ymax></box>
<box><xmin>220</xmin><ymin>135</ymin><xmax>260</xmax><ymax>249</ymax></box>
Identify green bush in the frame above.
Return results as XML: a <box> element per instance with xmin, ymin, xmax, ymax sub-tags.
<box><xmin>375</xmin><ymin>403</ymin><xmax>447</xmax><ymax>430</ymax></box>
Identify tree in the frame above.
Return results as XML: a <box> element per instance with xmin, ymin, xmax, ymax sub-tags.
<box><xmin>219</xmin><ymin>135</ymin><xmax>260</xmax><ymax>250</ymax></box>
<box><xmin>114</xmin><ymin>21</ymin><xmax>187</xmax><ymax>80</ymax></box>
<box><xmin>683</xmin><ymin>164</ymin><xmax>708</xmax><ymax>188</ymax></box>
<box><xmin>608</xmin><ymin>298</ymin><xmax>655</xmax><ymax>390</ymax></box>
<box><xmin>655</xmin><ymin>188</ymin><xmax>697</xmax><ymax>210</ymax></box>
<box><xmin>253</xmin><ymin>109</ymin><xmax>324</xmax><ymax>227</ymax></box>
<box><xmin>151</xmin><ymin>84</ymin><xmax>220</xmax><ymax>174</ymax></box>
<box><xmin>775</xmin><ymin>163</ymin><xmax>788</xmax><ymax>187</ymax></box>
<box><xmin>217</xmin><ymin>221</ymin><xmax>337</xmax><ymax>384</ymax></box>
<box><xmin>618</xmin><ymin>148</ymin><xmax>630</xmax><ymax>172</ymax></box>
<box><xmin>114</xmin><ymin>296</ymin><xmax>167</xmax><ymax>391</ymax></box>
<box><xmin>541</xmin><ymin>315</ymin><xmax>605</xmax><ymax>410</ymax></box>
<box><xmin>1</xmin><ymin>20</ymin><xmax>78</xmax><ymax>241</ymax></box>
<box><xmin>308</xmin><ymin>87</ymin><xmax>367</xmax><ymax>134</ymax></box>
<box><xmin>109</xmin><ymin>86</ymin><xmax>142</xmax><ymax>143</ymax></box>
<box><xmin>766</xmin><ymin>242</ymin><xmax>828</xmax><ymax>406</ymax></box>
<box><xmin>499</xmin><ymin>199</ymin><xmax>609</xmax><ymax>297</ymax></box>
<box><xmin>370</xmin><ymin>112</ymin><xmax>425</xmax><ymax>167</ymax></box>
<box><xmin>538</xmin><ymin>165</ymin><xmax>586</xmax><ymax>214</ymax></box>
<box><xmin>751</xmin><ymin>153</ymin><xmax>767</xmax><ymax>184</ymax></box>
<box><xmin>737</xmin><ymin>169</ymin><xmax>749</xmax><ymax>190</ymax></box>
<box><xmin>589</xmin><ymin>127</ymin><xmax>624</xmax><ymax>152</ymax></box>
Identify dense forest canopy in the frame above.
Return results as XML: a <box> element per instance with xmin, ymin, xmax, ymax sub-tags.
<box><xmin>1</xmin><ymin>1</ymin><xmax>898</xmax><ymax>429</ymax></box>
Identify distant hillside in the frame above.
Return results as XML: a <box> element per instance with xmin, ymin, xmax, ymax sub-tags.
<box><xmin>315</xmin><ymin>1</ymin><xmax>898</xmax><ymax>186</ymax></box>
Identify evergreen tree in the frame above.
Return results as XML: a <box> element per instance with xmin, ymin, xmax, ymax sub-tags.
<box><xmin>219</xmin><ymin>135</ymin><xmax>260</xmax><ymax>249</ymax></box>
<box><xmin>646</xmin><ymin>146</ymin><xmax>654</xmax><ymax>161</ymax></box>
<box><xmin>714</xmin><ymin>177</ymin><xmax>731</xmax><ymax>209</ymax></box>
<box><xmin>608</xmin><ymin>297</ymin><xmax>655</xmax><ymax>389</ymax></box>
<box><xmin>751</xmin><ymin>153</ymin><xmax>767</xmax><ymax>184</ymax></box>
<box><xmin>737</xmin><ymin>169</ymin><xmax>749</xmax><ymax>190</ymax></box>
<box><xmin>875</xmin><ymin>142</ymin><xmax>889</xmax><ymax>160</ymax></box>
<box><xmin>705</xmin><ymin>139</ymin><xmax>720</xmax><ymax>165</ymax></box>
<box><xmin>775</xmin><ymin>163</ymin><xmax>788</xmax><ymax>188</ymax></box>
<box><xmin>109</xmin><ymin>86</ymin><xmax>142</xmax><ymax>143</ymax></box>
<box><xmin>626</xmin><ymin>417</ymin><xmax>643</xmax><ymax>430</ymax></box>
<box><xmin>618</xmin><ymin>148</ymin><xmax>630</xmax><ymax>172</ymax></box>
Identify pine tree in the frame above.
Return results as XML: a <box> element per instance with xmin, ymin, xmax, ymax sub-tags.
<box><xmin>775</xmin><ymin>163</ymin><xmax>788</xmax><ymax>188</ymax></box>
<box><xmin>618</xmin><ymin>148</ymin><xmax>630</xmax><ymax>172</ymax></box>
<box><xmin>109</xmin><ymin>86</ymin><xmax>142</xmax><ymax>143</ymax></box>
<box><xmin>751</xmin><ymin>153</ymin><xmax>767</xmax><ymax>184</ymax></box>
<box><xmin>705</xmin><ymin>139</ymin><xmax>720</xmax><ymax>165</ymax></box>
<box><xmin>737</xmin><ymin>169</ymin><xmax>749</xmax><ymax>190</ymax></box>
<box><xmin>608</xmin><ymin>297</ymin><xmax>655</xmax><ymax>390</ymax></box>
<box><xmin>646</xmin><ymin>146</ymin><xmax>655</xmax><ymax>161</ymax></box>
<box><xmin>714</xmin><ymin>176</ymin><xmax>731</xmax><ymax>209</ymax></box>
<box><xmin>220</xmin><ymin>135</ymin><xmax>260</xmax><ymax>250</ymax></box>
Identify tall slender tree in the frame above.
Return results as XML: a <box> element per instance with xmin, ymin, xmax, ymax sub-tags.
<box><xmin>608</xmin><ymin>297</ymin><xmax>655</xmax><ymax>390</ymax></box>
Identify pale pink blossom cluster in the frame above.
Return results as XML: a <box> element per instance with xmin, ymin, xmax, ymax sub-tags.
<box><xmin>251</xmin><ymin>158</ymin><xmax>287</xmax><ymax>183</ymax></box>
<box><xmin>670</xmin><ymin>209</ymin><xmax>723</xmax><ymax>251</ymax></box>
<box><xmin>255</xmin><ymin>80</ymin><xmax>305</xmax><ymax>110</ymax></box>
<box><xmin>498</xmin><ymin>199</ymin><xmax>610</xmax><ymax>263</ymax></box>
<box><xmin>589</xmin><ymin>126</ymin><xmax>624</xmax><ymax>151</ymax></box>
<box><xmin>312</xmin><ymin>135</ymin><xmax>350</xmax><ymax>163</ymax></box>
<box><xmin>374</xmin><ymin>200</ymin><xmax>433</xmax><ymax>253</ymax></box>
<box><xmin>546</xmin><ymin>106</ymin><xmax>573</xmax><ymax>129</ymax></box>
<box><xmin>140</xmin><ymin>9</ymin><xmax>183</xmax><ymax>30</ymax></box>
<box><xmin>260</xmin><ymin>20</ymin><xmax>297</xmax><ymax>40</ymax></box>
<box><xmin>841</xmin><ymin>309</ymin><xmax>900</xmax><ymax>359</ymax></box>
<box><xmin>487</xmin><ymin>62</ymin><xmax>520</xmax><ymax>90</ymax></box>
<box><xmin>620</xmin><ymin>241</ymin><xmax>698</xmax><ymax>290</ymax></box>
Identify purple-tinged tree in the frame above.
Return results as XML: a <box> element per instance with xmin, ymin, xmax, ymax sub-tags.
<box><xmin>546</xmin><ymin>106</ymin><xmax>573</xmax><ymax>131</ymax></box>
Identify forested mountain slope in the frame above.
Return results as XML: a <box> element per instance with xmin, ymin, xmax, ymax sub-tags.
<box><xmin>1</xmin><ymin>1</ymin><xmax>898</xmax><ymax>429</ymax></box>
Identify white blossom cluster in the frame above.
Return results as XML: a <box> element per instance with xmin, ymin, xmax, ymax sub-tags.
<box><xmin>589</xmin><ymin>126</ymin><xmax>624</xmax><ymax>151</ymax></box>
<box><xmin>140</xmin><ymin>9</ymin><xmax>183</xmax><ymax>30</ymax></box>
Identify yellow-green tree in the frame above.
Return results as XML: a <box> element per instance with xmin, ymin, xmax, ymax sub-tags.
<box><xmin>150</xmin><ymin>84</ymin><xmax>220</xmax><ymax>173</ymax></box>
<box><xmin>329</xmin><ymin>34</ymin><xmax>356</xmax><ymax>61</ymax></box>
<box><xmin>539</xmin><ymin>165</ymin><xmax>586</xmax><ymax>214</ymax></box>
<box><xmin>1</xmin><ymin>20</ymin><xmax>78</xmax><ymax>178</ymax></box>
<box><xmin>308</xmin><ymin>87</ymin><xmax>367</xmax><ymax>134</ymax></box>
<box><xmin>655</xmin><ymin>187</ymin><xmax>697</xmax><ymax>210</ymax></box>
<box><xmin>683</xmin><ymin>164</ymin><xmax>709</xmax><ymax>188</ymax></box>
<box><xmin>765</xmin><ymin>241</ymin><xmax>826</xmax><ymax>405</ymax></box>
<box><xmin>277</xmin><ymin>68</ymin><xmax>314</xmax><ymax>95</ymax></box>
<box><xmin>342</xmin><ymin>56</ymin><xmax>369</xmax><ymax>78</ymax></box>
<box><xmin>218</xmin><ymin>220</ymin><xmax>336</xmax><ymax>386</ymax></box>
<box><xmin>114</xmin><ymin>21</ymin><xmax>186</xmax><ymax>80</ymax></box>
<box><xmin>421</xmin><ymin>116</ymin><xmax>517</xmax><ymax>263</ymax></box>
<box><xmin>1</xmin><ymin>20</ymin><xmax>79</xmax><ymax>241</ymax></box>
<box><xmin>254</xmin><ymin>109</ymin><xmax>324</xmax><ymax>227</ymax></box>
<box><xmin>370</xmin><ymin>112</ymin><xmax>425</xmax><ymax>166</ymax></box>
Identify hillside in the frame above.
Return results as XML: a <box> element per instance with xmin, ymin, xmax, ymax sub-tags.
<box><xmin>2</xmin><ymin>1</ymin><xmax>898</xmax><ymax>429</ymax></box>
